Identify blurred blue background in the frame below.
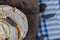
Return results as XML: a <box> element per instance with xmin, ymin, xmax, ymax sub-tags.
<box><xmin>36</xmin><ymin>0</ymin><xmax>60</xmax><ymax>40</ymax></box>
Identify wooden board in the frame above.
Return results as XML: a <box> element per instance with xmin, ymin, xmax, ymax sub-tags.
<box><xmin>5</xmin><ymin>0</ymin><xmax>40</xmax><ymax>40</ymax></box>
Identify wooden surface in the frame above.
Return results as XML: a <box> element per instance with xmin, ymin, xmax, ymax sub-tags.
<box><xmin>5</xmin><ymin>0</ymin><xmax>40</xmax><ymax>40</ymax></box>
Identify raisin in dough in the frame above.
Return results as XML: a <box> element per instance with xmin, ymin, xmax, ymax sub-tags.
<box><xmin>0</xmin><ymin>5</ymin><xmax>28</xmax><ymax>40</ymax></box>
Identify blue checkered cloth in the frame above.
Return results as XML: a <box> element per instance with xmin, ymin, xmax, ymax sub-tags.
<box><xmin>36</xmin><ymin>0</ymin><xmax>60</xmax><ymax>40</ymax></box>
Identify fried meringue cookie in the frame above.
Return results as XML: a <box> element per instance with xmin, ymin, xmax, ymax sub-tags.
<box><xmin>0</xmin><ymin>5</ymin><xmax>28</xmax><ymax>40</ymax></box>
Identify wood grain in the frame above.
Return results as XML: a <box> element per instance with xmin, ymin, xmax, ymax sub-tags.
<box><xmin>5</xmin><ymin>0</ymin><xmax>40</xmax><ymax>40</ymax></box>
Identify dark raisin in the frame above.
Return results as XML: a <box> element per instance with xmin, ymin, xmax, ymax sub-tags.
<box><xmin>43</xmin><ymin>14</ymin><xmax>55</xmax><ymax>19</ymax></box>
<box><xmin>17</xmin><ymin>1</ymin><xmax>26</xmax><ymax>10</ymax></box>
<box><xmin>31</xmin><ymin>8</ymin><xmax>39</xmax><ymax>15</ymax></box>
<box><xmin>39</xmin><ymin>3</ymin><xmax>47</xmax><ymax>12</ymax></box>
<box><xmin>6</xmin><ymin>17</ymin><xmax>16</xmax><ymax>27</ymax></box>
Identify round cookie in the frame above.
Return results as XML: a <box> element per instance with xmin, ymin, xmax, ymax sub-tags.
<box><xmin>0</xmin><ymin>5</ymin><xmax>28</xmax><ymax>40</ymax></box>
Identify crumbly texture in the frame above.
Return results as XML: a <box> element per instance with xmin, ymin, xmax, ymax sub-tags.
<box><xmin>0</xmin><ymin>5</ymin><xmax>28</xmax><ymax>40</ymax></box>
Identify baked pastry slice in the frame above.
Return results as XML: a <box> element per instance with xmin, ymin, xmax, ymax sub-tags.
<box><xmin>0</xmin><ymin>5</ymin><xmax>28</xmax><ymax>40</ymax></box>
